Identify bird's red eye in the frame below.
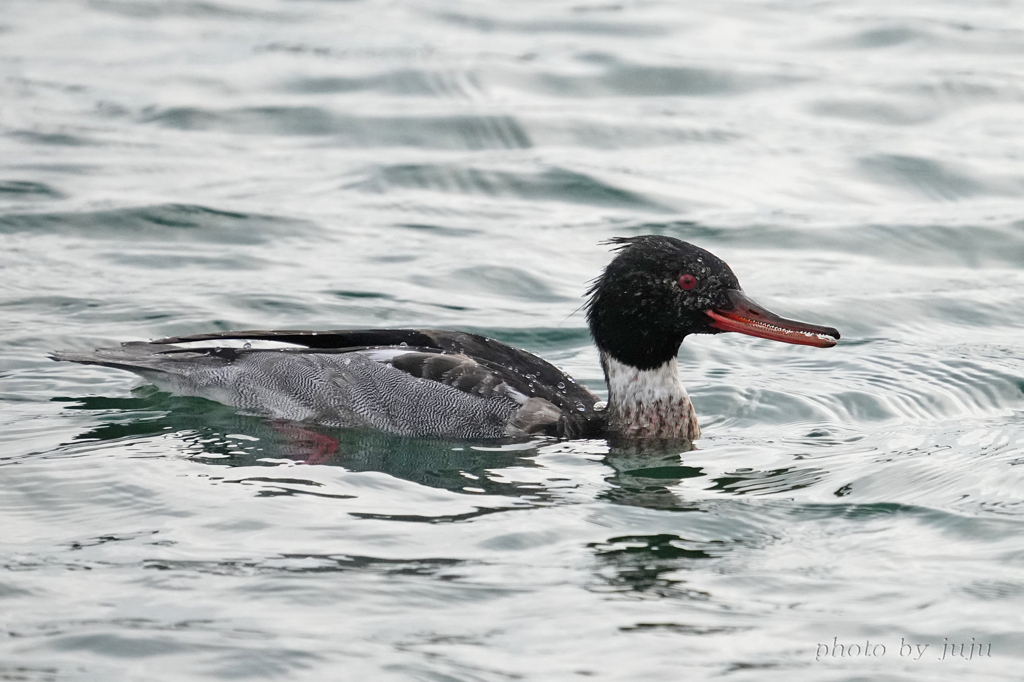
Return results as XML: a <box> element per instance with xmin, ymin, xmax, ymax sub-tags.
<box><xmin>679</xmin><ymin>274</ymin><xmax>697</xmax><ymax>290</ymax></box>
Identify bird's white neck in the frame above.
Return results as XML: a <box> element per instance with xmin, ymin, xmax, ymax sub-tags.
<box><xmin>601</xmin><ymin>353</ymin><xmax>701</xmax><ymax>440</ymax></box>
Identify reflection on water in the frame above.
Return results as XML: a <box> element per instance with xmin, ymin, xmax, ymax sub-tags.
<box><xmin>59</xmin><ymin>388</ymin><xmax>546</xmax><ymax>499</ymax></box>
<box><xmin>601</xmin><ymin>441</ymin><xmax>705</xmax><ymax>511</ymax></box>
<box><xmin>707</xmin><ymin>466</ymin><xmax>827</xmax><ymax>497</ymax></box>
<box><xmin>589</xmin><ymin>534</ymin><xmax>718</xmax><ymax>600</ymax></box>
<box><xmin>60</xmin><ymin>389</ymin><xmax>724</xmax><ymax>515</ymax></box>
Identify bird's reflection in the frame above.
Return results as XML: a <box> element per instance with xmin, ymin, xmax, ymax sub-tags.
<box><xmin>590</xmin><ymin>440</ymin><xmax>727</xmax><ymax>600</ymax></box>
<box><xmin>56</xmin><ymin>389</ymin><xmax>720</xmax><ymax>508</ymax></box>
<box><xmin>587</xmin><ymin>533</ymin><xmax>720</xmax><ymax>600</ymax></box>
<box><xmin>56</xmin><ymin>388</ymin><xmax>542</xmax><ymax>497</ymax></box>
<box><xmin>58</xmin><ymin>389</ymin><xmax>750</xmax><ymax>600</ymax></box>
<box><xmin>601</xmin><ymin>437</ymin><xmax>705</xmax><ymax>511</ymax></box>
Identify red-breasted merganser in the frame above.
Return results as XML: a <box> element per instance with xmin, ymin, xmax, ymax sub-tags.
<box><xmin>53</xmin><ymin>236</ymin><xmax>839</xmax><ymax>441</ymax></box>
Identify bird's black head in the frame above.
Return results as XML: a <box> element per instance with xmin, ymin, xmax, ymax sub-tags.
<box><xmin>585</xmin><ymin>235</ymin><xmax>839</xmax><ymax>370</ymax></box>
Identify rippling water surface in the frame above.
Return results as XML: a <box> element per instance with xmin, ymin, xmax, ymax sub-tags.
<box><xmin>3</xmin><ymin>1</ymin><xmax>1024</xmax><ymax>679</ymax></box>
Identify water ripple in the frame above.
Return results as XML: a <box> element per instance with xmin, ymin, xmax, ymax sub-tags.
<box><xmin>0</xmin><ymin>181</ymin><xmax>65</xmax><ymax>199</ymax></box>
<box><xmin>351</xmin><ymin>164</ymin><xmax>666</xmax><ymax>209</ymax></box>
<box><xmin>0</xmin><ymin>205</ymin><xmax>314</xmax><ymax>244</ymax></box>
<box><xmin>143</xmin><ymin>107</ymin><xmax>532</xmax><ymax>149</ymax></box>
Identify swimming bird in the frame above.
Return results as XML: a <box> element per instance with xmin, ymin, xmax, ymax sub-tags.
<box><xmin>53</xmin><ymin>236</ymin><xmax>839</xmax><ymax>441</ymax></box>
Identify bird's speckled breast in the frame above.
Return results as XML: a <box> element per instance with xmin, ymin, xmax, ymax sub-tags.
<box><xmin>601</xmin><ymin>354</ymin><xmax>701</xmax><ymax>441</ymax></box>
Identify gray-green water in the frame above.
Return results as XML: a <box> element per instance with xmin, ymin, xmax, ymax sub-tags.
<box><xmin>3</xmin><ymin>1</ymin><xmax>1024</xmax><ymax>679</ymax></box>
